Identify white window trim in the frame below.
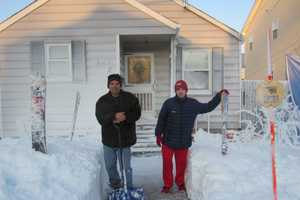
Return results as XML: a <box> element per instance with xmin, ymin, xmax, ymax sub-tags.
<box><xmin>272</xmin><ymin>19</ymin><xmax>279</xmax><ymax>31</ymax></box>
<box><xmin>182</xmin><ymin>48</ymin><xmax>212</xmax><ymax>95</ymax></box>
<box><xmin>45</xmin><ymin>43</ymin><xmax>72</xmax><ymax>82</ymax></box>
<box><xmin>124</xmin><ymin>53</ymin><xmax>155</xmax><ymax>87</ymax></box>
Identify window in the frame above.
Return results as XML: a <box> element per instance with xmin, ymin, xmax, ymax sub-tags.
<box><xmin>248</xmin><ymin>36</ymin><xmax>253</xmax><ymax>51</ymax></box>
<box><xmin>272</xmin><ymin>29</ymin><xmax>278</xmax><ymax>40</ymax></box>
<box><xmin>182</xmin><ymin>48</ymin><xmax>212</xmax><ymax>94</ymax></box>
<box><xmin>45</xmin><ymin>43</ymin><xmax>72</xmax><ymax>81</ymax></box>
<box><xmin>249</xmin><ymin>42</ymin><xmax>253</xmax><ymax>51</ymax></box>
<box><xmin>272</xmin><ymin>19</ymin><xmax>279</xmax><ymax>40</ymax></box>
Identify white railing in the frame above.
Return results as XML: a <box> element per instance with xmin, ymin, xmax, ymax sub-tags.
<box><xmin>134</xmin><ymin>93</ymin><xmax>153</xmax><ymax>111</ymax></box>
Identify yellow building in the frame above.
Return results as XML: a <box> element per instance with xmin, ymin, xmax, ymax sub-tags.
<box><xmin>242</xmin><ymin>0</ymin><xmax>300</xmax><ymax>80</ymax></box>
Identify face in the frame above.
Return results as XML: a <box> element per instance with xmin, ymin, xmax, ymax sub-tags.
<box><xmin>176</xmin><ymin>88</ymin><xmax>187</xmax><ymax>98</ymax></box>
<box><xmin>108</xmin><ymin>80</ymin><xmax>121</xmax><ymax>96</ymax></box>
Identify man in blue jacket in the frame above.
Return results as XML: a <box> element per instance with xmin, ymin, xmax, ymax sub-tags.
<box><xmin>155</xmin><ymin>80</ymin><xmax>229</xmax><ymax>193</ymax></box>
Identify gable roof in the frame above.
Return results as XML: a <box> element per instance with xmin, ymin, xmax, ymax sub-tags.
<box><xmin>0</xmin><ymin>0</ymin><xmax>180</xmax><ymax>33</ymax></box>
<box><xmin>173</xmin><ymin>0</ymin><xmax>242</xmax><ymax>40</ymax></box>
<box><xmin>125</xmin><ymin>0</ymin><xmax>180</xmax><ymax>31</ymax></box>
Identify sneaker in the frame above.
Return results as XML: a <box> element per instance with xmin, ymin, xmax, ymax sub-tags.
<box><xmin>178</xmin><ymin>184</ymin><xmax>186</xmax><ymax>192</ymax></box>
<box><xmin>161</xmin><ymin>186</ymin><xmax>171</xmax><ymax>193</ymax></box>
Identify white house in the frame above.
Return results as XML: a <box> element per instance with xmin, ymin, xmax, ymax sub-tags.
<box><xmin>0</xmin><ymin>0</ymin><xmax>241</xmax><ymax>137</ymax></box>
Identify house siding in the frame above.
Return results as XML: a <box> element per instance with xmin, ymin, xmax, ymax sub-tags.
<box><xmin>243</xmin><ymin>0</ymin><xmax>300</xmax><ymax>80</ymax></box>
<box><xmin>138</xmin><ymin>0</ymin><xmax>241</xmax><ymax>129</ymax></box>
<box><xmin>0</xmin><ymin>0</ymin><xmax>175</xmax><ymax>137</ymax></box>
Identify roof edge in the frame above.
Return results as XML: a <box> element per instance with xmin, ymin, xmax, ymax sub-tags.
<box><xmin>125</xmin><ymin>0</ymin><xmax>180</xmax><ymax>32</ymax></box>
<box><xmin>174</xmin><ymin>0</ymin><xmax>242</xmax><ymax>40</ymax></box>
<box><xmin>0</xmin><ymin>0</ymin><xmax>50</xmax><ymax>33</ymax></box>
<box><xmin>1</xmin><ymin>0</ymin><xmax>181</xmax><ymax>34</ymax></box>
<box><xmin>242</xmin><ymin>0</ymin><xmax>263</xmax><ymax>36</ymax></box>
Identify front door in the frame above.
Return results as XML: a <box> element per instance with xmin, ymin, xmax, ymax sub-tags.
<box><xmin>124</xmin><ymin>53</ymin><xmax>155</xmax><ymax>120</ymax></box>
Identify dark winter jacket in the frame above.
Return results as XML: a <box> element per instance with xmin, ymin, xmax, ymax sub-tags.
<box><xmin>155</xmin><ymin>93</ymin><xmax>222</xmax><ymax>149</ymax></box>
<box><xmin>95</xmin><ymin>90</ymin><xmax>141</xmax><ymax>148</ymax></box>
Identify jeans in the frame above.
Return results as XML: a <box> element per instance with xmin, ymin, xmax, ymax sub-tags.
<box><xmin>103</xmin><ymin>145</ymin><xmax>133</xmax><ymax>188</ymax></box>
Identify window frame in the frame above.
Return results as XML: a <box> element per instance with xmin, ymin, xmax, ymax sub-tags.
<box><xmin>45</xmin><ymin>43</ymin><xmax>72</xmax><ymax>82</ymax></box>
<box><xmin>182</xmin><ymin>48</ymin><xmax>212</xmax><ymax>95</ymax></box>
<box><xmin>248</xmin><ymin>36</ymin><xmax>253</xmax><ymax>51</ymax></box>
<box><xmin>272</xmin><ymin>29</ymin><xmax>278</xmax><ymax>40</ymax></box>
<box><xmin>272</xmin><ymin>19</ymin><xmax>279</xmax><ymax>40</ymax></box>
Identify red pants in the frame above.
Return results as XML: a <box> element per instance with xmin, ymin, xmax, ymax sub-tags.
<box><xmin>161</xmin><ymin>144</ymin><xmax>188</xmax><ymax>188</ymax></box>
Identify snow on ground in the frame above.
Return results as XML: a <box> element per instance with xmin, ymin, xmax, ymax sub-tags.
<box><xmin>0</xmin><ymin>135</ymin><xmax>108</xmax><ymax>200</ymax></box>
<box><xmin>133</xmin><ymin>154</ymin><xmax>189</xmax><ymax>200</ymax></box>
<box><xmin>186</xmin><ymin>129</ymin><xmax>300</xmax><ymax>200</ymax></box>
<box><xmin>1</xmin><ymin>129</ymin><xmax>300</xmax><ymax>200</ymax></box>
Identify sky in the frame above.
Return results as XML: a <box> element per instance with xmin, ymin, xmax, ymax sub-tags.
<box><xmin>0</xmin><ymin>0</ymin><xmax>254</xmax><ymax>31</ymax></box>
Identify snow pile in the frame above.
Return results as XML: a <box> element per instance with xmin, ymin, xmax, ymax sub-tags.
<box><xmin>0</xmin><ymin>135</ymin><xmax>108</xmax><ymax>200</ymax></box>
<box><xmin>186</xmin><ymin>129</ymin><xmax>300</xmax><ymax>200</ymax></box>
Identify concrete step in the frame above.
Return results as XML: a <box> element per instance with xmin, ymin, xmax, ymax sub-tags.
<box><xmin>132</xmin><ymin>146</ymin><xmax>161</xmax><ymax>154</ymax></box>
<box><xmin>136</xmin><ymin>129</ymin><xmax>155</xmax><ymax>135</ymax></box>
<box><xmin>136</xmin><ymin>122</ymin><xmax>156</xmax><ymax>131</ymax></box>
<box><xmin>137</xmin><ymin>137</ymin><xmax>156</xmax><ymax>143</ymax></box>
<box><xmin>133</xmin><ymin>142</ymin><xmax>158</xmax><ymax>148</ymax></box>
<box><xmin>133</xmin><ymin>122</ymin><xmax>158</xmax><ymax>154</ymax></box>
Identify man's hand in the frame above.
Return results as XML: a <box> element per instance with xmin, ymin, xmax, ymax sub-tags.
<box><xmin>113</xmin><ymin>112</ymin><xmax>126</xmax><ymax>123</ymax></box>
<box><xmin>219</xmin><ymin>89</ymin><xmax>229</xmax><ymax>96</ymax></box>
<box><xmin>156</xmin><ymin>135</ymin><xmax>162</xmax><ymax>147</ymax></box>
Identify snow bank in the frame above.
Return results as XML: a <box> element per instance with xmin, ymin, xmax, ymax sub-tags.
<box><xmin>0</xmin><ymin>135</ymin><xmax>108</xmax><ymax>200</ymax></box>
<box><xmin>186</xmin><ymin>129</ymin><xmax>300</xmax><ymax>200</ymax></box>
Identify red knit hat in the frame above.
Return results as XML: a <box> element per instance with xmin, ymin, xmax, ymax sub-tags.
<box><xmin>175</xmin><ymin>80</ymin><xmax>188</xmax><ymax>92</ymax></box>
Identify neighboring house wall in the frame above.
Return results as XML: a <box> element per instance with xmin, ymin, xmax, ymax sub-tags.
<box><xmin>0</xmin><ymin>0</ymin><xmax>175</xmax><ymax>137</ymax></box>
<box><xmin>243</xmin><ymin>0</ymin><xmax>300</xmax><ymax>80</ymax></box>
<box><xmin>139</xmin><ymin>0</ymin><xmax>241</xmax><ymax>128</ymax></box>
<box><xmin>0</xmin><ymin>86</ymin><xmax>3</xmax><ymax>138</ymax></box>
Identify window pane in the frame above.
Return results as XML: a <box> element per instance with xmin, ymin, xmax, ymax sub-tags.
<box><xmin>48</xmin><ymin>61</ymin><xmax>70</xmax><ymax>76</ymax></box>
<box><xmin>183</xmin><ymin>49</ymin><xmax>209</xmax><ymax>70</ymax></box>
<box><xmin>49</xmin><ymin>46</ymin><xmax>69</xmax><ymax>59</ymax></box>
<box><xmin>184</xmin><ymin>71</ymin><xmax>209</xmax><ymax>90</ymax></box>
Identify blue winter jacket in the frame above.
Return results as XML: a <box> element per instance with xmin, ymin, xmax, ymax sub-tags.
<box><xmin>155</xmin><ymin>93</ymin><xmax>221</xmax><ymax>149</ymax></box>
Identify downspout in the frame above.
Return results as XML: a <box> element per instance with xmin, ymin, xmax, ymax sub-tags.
<box><xmin>115</xmin><ymin>34</ymin><xmax>121</xmax><ymax>74</ymax></box>
<box><xmin>170</xmin><ymin>29</ymin><xmax>180</xmax><ymax>97</ymax></box>
<box><xmin>170</xmin><ymin>35</ymin><xmax>178</xmax><ymax>97</ymax></box>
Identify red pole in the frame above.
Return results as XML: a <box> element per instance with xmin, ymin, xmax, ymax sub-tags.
<box><xmin>270</xmin><ymin>121</ymin><xmax>278</xmax><ymax>200</ymax></box>
<box><xmin>267</xmin><ymin>28</ymin><xmax>277</xmax><ymax>200</ymax></box>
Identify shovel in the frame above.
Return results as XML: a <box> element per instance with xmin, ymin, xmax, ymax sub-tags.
<box><xmin>108</xmin><ymin>124</ymin><xmax>145</xmax><ymax>200</ymax></box>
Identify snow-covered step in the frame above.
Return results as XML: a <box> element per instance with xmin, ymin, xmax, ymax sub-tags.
<box><xmin>137</xmin><ymin>129</ymin><xmax>155</xmax><ymax>135</ymax></box>
<box><xmin>133</xmin><ymin>142</ymin><xmax>158</xmax><ymax>148</ymax></box>
<box><xmin>132</xmin><ymin>146</ymin><xmax>161</xmax><ymax>154</ymax></box>
<box><xmin>136</xmin><ymin>121</ymin><xmax>156</xmax><ymax>131</ymax></box>
<box><xmin>137</xmin><ymin>138</ymin><xmax>156</xmax><ymax>143</ymax></box>
<box><xmin>137</xmin><ymin>134</ymin><xmax>155</xmax><ymax>138</ymax></box>
<box><xmin>133</xmin><ymin>122</ymin><xmax>159</xmax><ymax>154</ymax></box>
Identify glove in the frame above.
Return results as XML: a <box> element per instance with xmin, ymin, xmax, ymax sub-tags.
<box><xmin>219</xmin><ymin>89</ymin><xmax>229</xmax><ymax>95</ymax></box>
<box><xmin>156</xmin><ymin>135</ymin><xmax>162</xmax><ymax>147</ymax></box>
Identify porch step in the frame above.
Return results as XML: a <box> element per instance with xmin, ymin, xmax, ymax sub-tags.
<box><xmin>132</xmin><ymin>122</ymin><xmax>160</xmax><ymax>154</ymax></box>
<box><xmin>132</xmin><ymin>146</ymin><xmax>161</xmax><ymax>154</ymax></box>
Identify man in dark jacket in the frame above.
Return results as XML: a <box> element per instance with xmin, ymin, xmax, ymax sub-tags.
<box><xmin>95</xmin><ymin>74</ymin><xmax>141</xmax><ymax>189</ymax></box>
<box><xmin>155</xmin><ymin>80</ymin><xmax>229</xmax><ymax>193</ymax></box>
